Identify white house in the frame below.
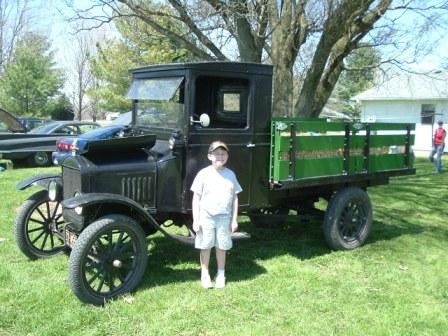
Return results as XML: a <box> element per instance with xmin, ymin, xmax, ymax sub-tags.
<box><xmin>354</xmin><ymin>71</ymin><xmax>448</xmax><ymax>152</ymax></box>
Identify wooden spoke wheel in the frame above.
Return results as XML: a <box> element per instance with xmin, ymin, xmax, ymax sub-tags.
<box><xmin>15</xmin><ymin>190</ymin><xmax>67</xmax><ymax>259</ymax></box>
<box><xmin>68</xmin><ymin>215</ymin><xmax>148</xmax><ymax>305</ymax></box>
<box><xmin>323</xmin><ymin>187</ymin><xmax>372</xmax><ymax>250</ymax></box>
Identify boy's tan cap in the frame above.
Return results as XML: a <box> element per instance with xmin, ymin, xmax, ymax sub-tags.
<box><xmin>208</xmin><ymin>141</ymin><xmax>229</xmax><ymax>153</ymax></box>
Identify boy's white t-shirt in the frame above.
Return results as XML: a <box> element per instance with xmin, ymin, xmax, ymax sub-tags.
<box><xmin>191</xmin><ymin>165</ymin><xmax>242</xmax><ymax>216</ymax></box>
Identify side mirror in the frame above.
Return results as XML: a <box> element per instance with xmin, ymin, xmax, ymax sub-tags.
<box><xmin>190</xmin><ymin>113</ymin><xmax>210</xmax><ymax>128</ymax></box>
<box><xmin>199</xmin><ymin>114</ymin><xmax>210</xmax><ymax>127</ymax></box>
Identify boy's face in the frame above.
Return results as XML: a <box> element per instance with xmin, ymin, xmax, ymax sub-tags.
<box><xmin>208</xmin><ymin>148</ymin><xmax>228</xmax><ymax>170</ymax></box>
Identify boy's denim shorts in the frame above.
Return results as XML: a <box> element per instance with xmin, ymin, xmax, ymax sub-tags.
<box><xmin>195</xmin><ymin>212</ymin><xmax>232</xmax><ymax>250</ymax></box>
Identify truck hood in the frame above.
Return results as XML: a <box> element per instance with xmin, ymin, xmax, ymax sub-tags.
<box><xmin>82</xmin><ymin>134</ymin><xmax>156</xmax><ymax>155</ymax></box>
<box><xmin>0</xmin><ymin>108</ymin><xmax>27</xmax><ymax>133</ymax></box>
<box><xmin>78</xmin><ymin>134</ymin><xmax>157</xmax><ymax>164</ymax></box>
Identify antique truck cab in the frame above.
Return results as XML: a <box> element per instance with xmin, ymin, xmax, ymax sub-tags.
<box><xmin>14</xmin><ymin>62</ymin><xmax>415</xmax><ymax>305</ymax></box>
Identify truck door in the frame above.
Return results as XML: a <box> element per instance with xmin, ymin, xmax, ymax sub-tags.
<box><xmin>186</xmin><ymin>75</ymin><xmax>254</xmax><ymax>209</ymax></box>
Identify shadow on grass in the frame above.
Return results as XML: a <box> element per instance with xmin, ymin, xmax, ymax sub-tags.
<box><xmin>139</xmin><ymin>159</ymin><xmax>444</xmax><ymax>289</ymax></box>
<box><xmin>7</xmin><ymin>160</ymin><xmax>30</xmax><ymax>169</ymax></box>
<box><xmin>138</xmin><ymin>210</ymin><xmax>428</xmax><ymax>290</ymax></box>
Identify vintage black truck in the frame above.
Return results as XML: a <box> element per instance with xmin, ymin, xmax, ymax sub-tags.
<box><xmin>14</xmin><ymin>62</ymin><xmax>415</xmax><ymax>305</ymax></box>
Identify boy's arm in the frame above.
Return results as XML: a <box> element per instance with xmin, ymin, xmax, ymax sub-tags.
<box><xmin>192</xmin><ymin>193</ymin><xmax>201</xmax><ymax>232</ymax></box>
<box><xmin>230</xmin><ymin>193</ymin><xmax>239</xmax><ymax>233</ymax></box>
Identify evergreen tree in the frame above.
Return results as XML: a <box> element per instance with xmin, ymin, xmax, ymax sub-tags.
<box><xmin>0</xmin><ymin>32</ymin><xmax>64</xmax><ymax>117</ymax></box>
<box><xmin>47</xmin><ymin>94</ymin><xmax>74</xmax><ymax>120</ymax></box>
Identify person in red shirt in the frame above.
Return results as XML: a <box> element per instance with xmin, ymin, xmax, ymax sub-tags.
<box><xmin>429</xmin><ymin>120</ymin><xmax>446</xmax><ymax>173</ymax></box>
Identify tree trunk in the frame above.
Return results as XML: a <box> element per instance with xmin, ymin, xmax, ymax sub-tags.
<box><xmin>268</xmin><ymin>0</ymin><xmax>307</xmax><ymax>116</ymax></box>
<box><xmin>272</xmin><ymin>62</ymin><xmax>294</xmax><ymax>117</ymax></box>
<box><xmin>295</xmin><ymin>0</ymin><xmax>392</xmax><ymax>117</ymax></box>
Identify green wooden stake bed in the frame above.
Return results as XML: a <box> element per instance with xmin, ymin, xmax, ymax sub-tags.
<box><xmin>13</xmin><ymin>62</ymin><xmax>415</xmax><ymax>305</ymax></box>
<box><xmin>270</xmin><ymin>118</ymin><xmax>414</xmax><ymax>185</ymax></box>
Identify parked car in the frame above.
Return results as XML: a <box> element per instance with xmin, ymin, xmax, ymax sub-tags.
<box><xmin>0</xmin><ymin>108</ymin><xmax>27</xmax><ymax>134</ymax></box>
<box><xmin>0</xmin><ymin>120</ymin><xmax>99</xmax><ymax>166</ymax></box>
<box><xmin>52</xmin><ymin>125</ymin><xmax>129</xmax><ymax>165</ymax></box>
<box><xmin>18</xmin><ymin>117</ymin><xmax>49</xmax><ymax>130</ymax></box>
<box><xmin>27</xmin><ymin>120</ymin><xmax>99</xmax><ymax>136</ymax></box>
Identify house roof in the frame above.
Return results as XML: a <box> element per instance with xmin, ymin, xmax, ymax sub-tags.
<box><xmin>319</xmin><ymin>106</ymin><xmax>352</xmax><ymax>121</ymax></box>
<box><xmin>353</xmin><ymin>71</ymin><xmax>448</xmax><ymax>101</ymax></box>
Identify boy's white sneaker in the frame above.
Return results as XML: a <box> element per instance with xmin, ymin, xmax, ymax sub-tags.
<box><xmin>215</xmin><ymin>274</ymin><xmax>226</xmax><ymax>289</ymax></box>
<box><xmin>201</xmin><ymin>275</ymin><xmax>213</xmax><ymax>289</ymax></box>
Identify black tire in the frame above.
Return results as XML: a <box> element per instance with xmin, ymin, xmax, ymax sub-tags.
<box><xmin>323</xmin><ymin>187</ymin><xmax>372</xmax><ymax>250</ymax></box>
<box><xmin>15</xmin><ymin>190</ymin><xmax>68</xmax><ymax>260</ymax></box>
<box><xmin>29</xmin><ymin>151</ymin><xmax>50</xmax><ymax>167</ymax></box>
<box><xmin>68</xmin><ymin>215</ymin><xmax>148</xmax><ymax>305</ymax></box>
<box><xmin>249</xmin><ymin>208</ymin><xmax>289</xmax><ymax>228</ymax></box>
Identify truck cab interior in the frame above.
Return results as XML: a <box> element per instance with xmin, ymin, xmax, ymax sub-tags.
<box><xmin>193</xmin><ymin>76</ymin><xmax>249</xmax><ymax>129</ymax></box>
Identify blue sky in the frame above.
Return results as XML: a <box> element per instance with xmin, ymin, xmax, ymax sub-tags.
<box><xmin>33</xmin><ymin>0</ymin><xmax>116</xmax><ymax>67</ymax></box>
<box><xmin>32</xmin><ymin>0</ymin><xmax>448</xmax><ymax>73</ymax></box>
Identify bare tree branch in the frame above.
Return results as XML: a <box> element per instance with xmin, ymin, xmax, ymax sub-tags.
<box><xmin>0</xmin><ymin>0</ymin><xmax>31</xmax><ymax>73</ymax></box>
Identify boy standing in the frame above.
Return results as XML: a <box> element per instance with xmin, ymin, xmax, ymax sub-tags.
<box><xmin>191</xmin><ymin>141</ymin><xmax>242</xmax><ymax>288</ymax></box>
<box><xmin>429</xmin><ymin>120</ymin><xmax>446</xmax><ymax>173</ymax></box>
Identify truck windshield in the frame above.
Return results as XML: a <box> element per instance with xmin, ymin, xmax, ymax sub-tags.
<box><xmin>126</xmin><ymin>77</ymin><xmax>184</xmax><ymax>129</ymax></box>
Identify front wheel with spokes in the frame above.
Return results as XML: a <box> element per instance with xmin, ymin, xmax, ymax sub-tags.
<box><xmin>68</xmin><ymin>215</ymin><xmax>148</xmax><ymax>305</ymax></box>
<box><xmin>15</xmin><ymin>190</ymin><xmax>68</xmax><ymax>260</ymax></box>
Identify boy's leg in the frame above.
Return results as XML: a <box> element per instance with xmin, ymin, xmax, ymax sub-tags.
<box><xmin>214</xmin><ymin>216</ymin><xmax>232</xmax><ymax>288</ymax></box>
<box><xmin>216</xmin><ymin>248</ymin><xmax>226</xmax><ymax>271</ymax></box>
<box><xmin>215</xmin><ymin>248</ymin><xmax>226</xmax><ymax>288</ymax></box>
<box><xmin>200</xmin><ymin>249</ymin><xmax>213</xmax><ymax>288</ymax></box>
<box><xmin>200</xmin><ymin>249</ymin><xmax>211</xmax><ymax>275</ymax></box>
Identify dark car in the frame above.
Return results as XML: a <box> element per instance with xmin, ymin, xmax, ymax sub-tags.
<box><xmin>0</xmin><ymin>120</ymin><xmax>99</xmax><ymax>166</ymax></box>
<box><xmin>0</xmin><ymin>108</ymin><xmax>27</xmax><ymax>134</ymax></box>
<box><xmin>18</xmin><ymin>117</ymin><xmax>49</xmax><ymax>130</ymax></box>
<box><xmin>27</xmin><ymin>121</ymin><xmax>99</xmax><ymax>136</ymax></box>
<box><xmin>52</xmin><ymin>125</ymin><xmax>129</xmax><ymax>165</ymax></box>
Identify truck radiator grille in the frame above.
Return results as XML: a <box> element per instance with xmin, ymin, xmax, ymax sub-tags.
<box><xmin>121</xmin><ymin>176</ymin><xmax>153</xmax><ymax>203</ymax></box>
<box><xmin>62</xmin><ymin>167</ymin><xmax>81</xmax><ymax>199</ymax></box>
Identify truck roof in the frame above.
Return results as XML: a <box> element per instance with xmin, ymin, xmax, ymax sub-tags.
<box><xmin>130</xmin><ymin>62</ymin><xmax>273</xmax><ymax>76</ymax></box>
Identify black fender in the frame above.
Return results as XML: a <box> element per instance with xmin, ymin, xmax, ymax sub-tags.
<box><xmin>62</xmin><ymin>193</ymin><xmax>194</xmax><ymax>245</ymax></box>
<box><xmin>16</xmin><ymin>174</ymin><xmax>62</xmax><ymax>191</ymax></box>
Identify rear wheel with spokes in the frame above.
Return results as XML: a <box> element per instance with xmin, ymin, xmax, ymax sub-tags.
<box><xmin>68</xmin><ymin>215</ymin><xmax>148</xmax><ymax>305</ymax></box>
<box><xmin>323</xmin><ymin>187</ymin><xmax>372</xmax><ymax>250</ymax></box>
<box><xmin>15</xmin><ymin>190</ymin><xmax>68</xmax><ymax>259</ymax></box>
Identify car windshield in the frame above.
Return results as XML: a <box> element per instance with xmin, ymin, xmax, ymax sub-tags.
<box><xmin>0</xmin><ymin>109</ymin><xmax>25</xmax><ymax>132</ymax></box>
<box><xmin>111</xmin><ymin>112</ymin><xmax>132</xmax><ymax>125</ymax></box>
<box><xmin>29</xmin><ymin>122</ymin><xmax>58</xmax><ymax>134</ymax></box>
<box><xmin>80</xmin><ymin>126</ymin><xmax>123</xmax><ymax>140</ymax></box>
<box><xmin>126</xmin><ymin>77</ymin><xmax>184</xmax><ymax>129</ymax></box>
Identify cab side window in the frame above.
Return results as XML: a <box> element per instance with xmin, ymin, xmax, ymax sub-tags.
<box><xmin>194</xmin><ymin>76</ymin><xmax>249</xmax><ymax>129</ymax></box>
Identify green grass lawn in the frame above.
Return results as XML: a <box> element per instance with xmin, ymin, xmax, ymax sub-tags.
<box><xmin>0</xmin><ymin>159</ymin><xmax>447</xmax><ymax>336</ymax></box>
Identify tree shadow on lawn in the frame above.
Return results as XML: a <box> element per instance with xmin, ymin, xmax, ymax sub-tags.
<box><xmin>138</xmin><ymin>214</ymin><xmax>426</xmax><ymax>289</ymax></box>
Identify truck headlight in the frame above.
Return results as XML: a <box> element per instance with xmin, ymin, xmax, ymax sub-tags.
<box><xmin>48</xmin><ymin>181</ymin><xmax>60</xmax><ymax>201</ymax></box>
<box><xmin>169</xmin><ymin>137</ymin><xmax>175</xmax><ymax>150</ymax></box>
<box><xmin>74</xmin><ymin>192</ymin><xmax>83</xmax><ymax>215</ymax></box>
